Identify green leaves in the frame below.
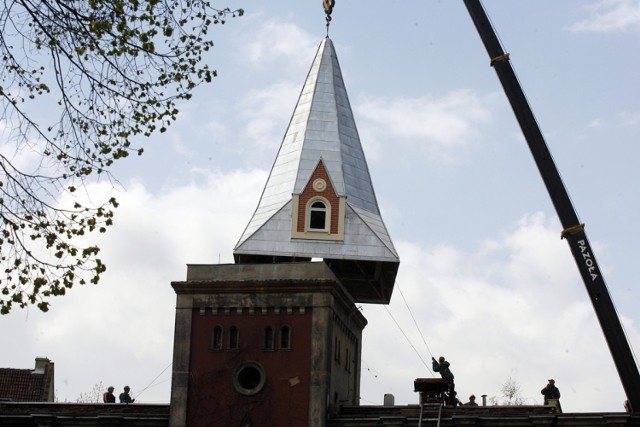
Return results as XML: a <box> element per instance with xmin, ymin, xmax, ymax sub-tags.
<box><xmin>0</xmin><ymin>0</ymin><xmax>242</xmax><ymax>314</ymax></box>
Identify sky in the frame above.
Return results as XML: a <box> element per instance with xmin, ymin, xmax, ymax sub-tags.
<box><xmin>2</xmin><ymin>0</ymin><xmax>640</xmax><ymax>413</ymax></box>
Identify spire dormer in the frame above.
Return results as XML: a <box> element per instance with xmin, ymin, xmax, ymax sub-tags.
<box><xmin>291</xmin><ymin>159</ymin><xmax>345</xmax><ymax>241</ymax></box>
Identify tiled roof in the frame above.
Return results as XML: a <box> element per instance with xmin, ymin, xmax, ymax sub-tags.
<box><xmin>0</xmin><ymin>359</ymin><xmax>54</xmax><ymax>402</ymax></box>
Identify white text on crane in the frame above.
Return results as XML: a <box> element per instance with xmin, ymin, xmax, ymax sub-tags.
<box><xmin>578</xmin><ymin>240</ymin><xmax>599</xmax><ymax>281</ymax></box>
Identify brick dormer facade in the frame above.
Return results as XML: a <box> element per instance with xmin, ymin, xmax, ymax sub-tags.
<box><xmin>292</xmin><ymin>160</ymin><xmax>346</xmax><ymax>241</ymax></box>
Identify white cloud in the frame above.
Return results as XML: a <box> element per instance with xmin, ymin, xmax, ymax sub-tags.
<box><xmin>586</xmin><ymin>110</ymin><xmax>640</xmax><ymax>130</ymax></box>
<box><xmin>619</xmin><ymin>110</ymin><xmax>640</xmax><ymax>126</ymax></box>
<box><xmin>356</xmin><ymin>89</ymin><xmax>492</xmax><ymax>162</ymax></box>
<box><xmin>359</xmin><ymin>212</ymin><xmax>634</xmax><ymax>412</ymax></box>
<box><xmin>3</xmin><ymin>168</ymin><xmax>267</xmax><ymax>403</ymax></box>
<box><xmin>238</xmin><ymin>81</ymin><xmax>300</xmax><ymax>150</ymax></box>
<box><xmin>571</xmin><ymin>0</ymin><xmax>640</xmax><ymax>32</ymax></box>
<box><xmin>588</xmin><ymin>118</ymin><xmax>605</xmax><ymax>128</ymax></box>
<box><xmin>239</xmin><ymin>20</ymin><xmax>318</xmax><ymax>70</ymax></box>
<box><xmin>2</xmin><ymin>169</ymin><xmax>635</xmax><ymax>412</ymax></box>
<box><xmin>0</xmin><ymin>120</ymin><xmax>57</xmax><ymax>178</ymax></box>
<box><xmin>230</xmin><ymin>20</ymin><xmax>322</xmax><ymax>154</ymax></box>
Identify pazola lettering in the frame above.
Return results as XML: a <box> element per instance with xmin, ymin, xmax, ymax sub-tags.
<box><xmin>577</xmin><ymin>240</ymin><xmax>599</xmax><ymax>281</ymax></box>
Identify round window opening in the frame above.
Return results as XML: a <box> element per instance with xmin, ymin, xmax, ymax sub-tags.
<box><xmin>233</xmin><ymin>362</ymin><xmax>266</xmax><ymax>396</ymax></box>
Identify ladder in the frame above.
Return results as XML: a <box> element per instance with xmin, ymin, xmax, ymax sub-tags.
<box><xmin>414</xmin><ymin>378</ymin><xmax>450</xmax><ymax>427</ymax></box>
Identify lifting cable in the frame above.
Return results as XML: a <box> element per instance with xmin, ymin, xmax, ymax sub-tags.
<box><xmin>396</xmin><ymin>279</ymin><xmax>435</xmax><ymax>362</ymax></box>
<box><xmin>383</xmin><ymin>303</ymin><xmax>432</xmax><ymax>371</ymax></box>
<box><xmin>134</xmin><ymin>362</ymin><xmax>173</xmax><ymax>401</ymax></box>
<box><xmin>373</xmin><ymin>279</ymin><xmax>436</xmax><ymax>376</ymax></box>
<box><xmin>355</xmin><ymin>259</ymin><xmax>437</xmax><ymax>376</ymax></box>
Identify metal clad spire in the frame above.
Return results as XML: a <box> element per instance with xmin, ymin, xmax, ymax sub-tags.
<box><xmin>234</xmin><ymin>35</ymin><xmax>399</xmax><ymax>304</ymax></box>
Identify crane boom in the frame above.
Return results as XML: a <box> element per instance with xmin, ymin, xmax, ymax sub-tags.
<box><xmin>463</xmin><ymin>0</ymin><xmax>640</xmax><ymax>411</ymax></box>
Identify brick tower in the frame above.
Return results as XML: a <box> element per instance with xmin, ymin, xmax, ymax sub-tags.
<box><xmin>169</xmin><ymin>37</ymin><xmax>399</xmax><ymax>427</ymax></box>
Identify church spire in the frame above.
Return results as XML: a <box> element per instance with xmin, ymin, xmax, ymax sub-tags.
<box><xmin>234</xmin><ymin>36</ymin><xmax>399</xmax><ymax>304</ymax></box>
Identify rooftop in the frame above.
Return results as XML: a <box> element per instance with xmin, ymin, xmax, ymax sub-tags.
<box><xmin>0</xmin><ymin>358</ymin><xmax>54</xmax><ymax>403</ymax></box>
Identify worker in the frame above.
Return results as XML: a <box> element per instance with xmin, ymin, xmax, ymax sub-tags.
<box><xmin>119</xmin><ymin>385</ymin><xmax>135</xmax><ymax>404</ymax></box>
<box><xmin>541</xmin><ymin>379</ymin><xmax>560</xmax><ymax>405</ymax></box>
<box><xmin>464</xmin><ymin>394</ymin><xmax>478</xmax><ymax>406</ymax></box>
<box><xmin>432</xmin><ymin>356</ymin><xmax>456</xmax><ymax>406</ymax></box>
<box><xmin>102</xmin><ymin>386</ymin><xmax>115</xmax><ymax>403</ymax></box>
<box><xmin>432</xmin><ymin>356</ymin><xmax>454</xmax><ymax>381</ymax></box>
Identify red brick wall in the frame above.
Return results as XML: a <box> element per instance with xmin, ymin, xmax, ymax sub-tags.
<box><xmin>297</xmin><ymin>160</ymin><xmax>340</xmax><ymax>234</ymax></box>
<box><xmin>187</xmin><ymin>308</ymin><xmax>312</xmax><ymax>427</ymax></box>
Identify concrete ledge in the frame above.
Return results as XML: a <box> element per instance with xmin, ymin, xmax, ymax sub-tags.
<box><xmin>184</xmin><ymin>261</ymin><xmax>338</xmax><ymax>282</ymax></box>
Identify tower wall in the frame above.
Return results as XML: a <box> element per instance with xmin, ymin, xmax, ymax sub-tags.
<box><xmin>187</xmin><ymin>306</ymin><xmax>312</xmax><ymax>426</ymax></box>
<box><xmin>169</xmin><ymin>262</ymin><xmax>366</xmax><ymax>427</ymax></box>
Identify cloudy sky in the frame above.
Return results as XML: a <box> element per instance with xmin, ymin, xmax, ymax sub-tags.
<box><xmin>3</xmin><ymin>0</ymin><xmax>640</xmax><ymax>413</ymax></box>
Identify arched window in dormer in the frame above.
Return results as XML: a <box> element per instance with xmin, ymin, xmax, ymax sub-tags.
<box><xmin>309</xmin><ymin>200</ymin><xmax>327</xmax><ymax>231</ymax></box>
<box><xmin>292</xmin><ymin>176</ymin><xmax>345</xmax><ymax>240</ymax></box>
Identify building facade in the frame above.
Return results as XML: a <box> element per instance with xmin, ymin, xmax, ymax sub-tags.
<box><xmin>169</xmin><ymin>36</ymin><xmax>399</xmax><ymax>426</ymax></box>
<box><xmin>170</xmin><ymin>263</ymin><xmax>366</xmax><ymax>426</ymax></box>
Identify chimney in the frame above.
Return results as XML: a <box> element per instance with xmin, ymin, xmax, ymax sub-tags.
<box><xmin>33</xmin><ymin>357</ymin><xmax>50</xmax><ymax>374</ymax></box>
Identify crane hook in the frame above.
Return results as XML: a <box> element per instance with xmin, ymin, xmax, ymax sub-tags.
<box><xmin>323</xmin><ymin>0</ymin><xmax>335</xmax><ymax>34</ymax></box>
